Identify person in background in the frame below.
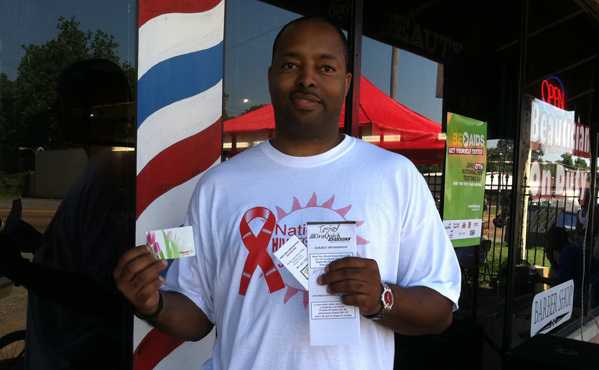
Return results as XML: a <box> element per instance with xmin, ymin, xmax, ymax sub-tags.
<box><xmin>0</xmin><ymin>59</ymin><xmax>135</xmax><ymax>370</ymax></box>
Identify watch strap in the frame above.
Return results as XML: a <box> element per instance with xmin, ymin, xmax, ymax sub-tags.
<box><xmin>365</xmin><ymin>283</ymin><xmax>393</xmax><ymax>321</ymax></box>
<box><xmin>134</xmin><ymin>291</ymin><xmax>164</xmax><ymax>324</ymax></box>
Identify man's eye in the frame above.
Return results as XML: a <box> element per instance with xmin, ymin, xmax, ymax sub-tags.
<box><xmin>321</xmin><ymin>65</ymin><xmax>335</xmax><ymax>73</ymax></box>
<box><xmin>282</xmin><ymin>63</ymin><xmax>296</xmax><ymax>70</ymax></box>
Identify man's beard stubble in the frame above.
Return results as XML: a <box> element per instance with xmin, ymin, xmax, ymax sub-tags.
<box><xmin>274</xmin><ymin>108</ymin><xmax>341</xmax><ymax>141</ymax></box>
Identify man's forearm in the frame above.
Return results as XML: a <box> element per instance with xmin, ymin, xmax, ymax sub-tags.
<box><xmin>318</xmin><ymin>257</ymin><xmax>455</xmax><ymax>335</ymax></box>
<box><xmin>377</xmin><ymin>285</ymin><xmax>453</xmax><ymax>335</ymax></box>
<box><xmin>150</xmin><ymin>291</ymin><xmax>214</xmax><ymax>341</ymax></box>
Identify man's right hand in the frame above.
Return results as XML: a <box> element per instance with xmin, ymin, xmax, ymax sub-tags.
<box><xmin>114</xmin><ymin>245</ymin><xmax>213</xmax><ymax>341</ymax></box>
<box><xmin>114</xmin><ymin>245</ymin><xmax>168</xmax><ymax>316</ymax></box>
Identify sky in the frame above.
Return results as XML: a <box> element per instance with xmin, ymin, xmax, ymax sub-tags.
<box><xmin>1</xmin><ymin>0</ymin><xmax>442</xmax><ymax>123</ymax></box>
<box><xmin>224</xmin><ymin>0</ymin><xmax>442</xmax><ymax>121</ymax></box>
<box><xmin>0</xmin><ymin>0</ymin><xmax>137</xmax><ymax>77</ymax></box>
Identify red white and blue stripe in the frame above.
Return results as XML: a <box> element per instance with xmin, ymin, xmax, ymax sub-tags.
<box><xmin>134</xmin><ymin>1</ymin><xmax>223</xmax><ymax>369</ymax></box>
<box><xmin>136</xmin><ymin>0</ymin><xmax>224</xmax><ymax>245</ymax></box>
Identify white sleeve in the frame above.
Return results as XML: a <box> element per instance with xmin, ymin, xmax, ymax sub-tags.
<box><xmin>161</xmin><ymin>184</ymin><xmax>216</xmax><ymax>323</ymax></box>
<box><xmin>396</xmin><ymin>166</ymin><xmax>461</xmax><ymax>310</ymax></box>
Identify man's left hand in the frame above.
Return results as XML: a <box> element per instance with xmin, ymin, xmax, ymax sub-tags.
<box><xmin>317</xmin><ymin>256</ymin><xmax>382</xmax><ymax>316</ymax></box>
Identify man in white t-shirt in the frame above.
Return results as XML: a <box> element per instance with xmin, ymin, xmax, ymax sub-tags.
<box><xmin>115</xmin><ymin>16</ymin><xmax>461</xmax><ymax>370</ymax></box>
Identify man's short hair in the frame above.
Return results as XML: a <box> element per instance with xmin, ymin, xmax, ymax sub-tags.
<box><xmin>271</xmin><ymin>16</ymin><xmax>349</xmax><ymax>70</ymax></box>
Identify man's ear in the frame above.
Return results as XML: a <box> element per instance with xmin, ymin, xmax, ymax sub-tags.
<box><xmin>344</xmin><ymin>73</ymin><xmax>353</xmax><ymax>98</ymax></box>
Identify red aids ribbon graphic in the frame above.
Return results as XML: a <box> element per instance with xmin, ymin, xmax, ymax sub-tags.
<box><xmin>239</xmin><ymin>207</ymin><xmax>285</xmax><ymax>295</ymax></box>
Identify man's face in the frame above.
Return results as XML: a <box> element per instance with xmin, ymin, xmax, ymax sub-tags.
<box><xmin>268</xmin><ymin>20</ymin><xmax>352</xmax><ymax>139</ymax></box>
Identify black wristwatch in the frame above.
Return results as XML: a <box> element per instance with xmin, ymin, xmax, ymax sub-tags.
<box><xmin>135</xmin><ymin>291</ymin><xmax>164</xmax><ymax>325</ymax></box>
<box><xmin>365</xmin><ymin>282</ymin><xmax>394</xmax><ymax>321</ymax></box>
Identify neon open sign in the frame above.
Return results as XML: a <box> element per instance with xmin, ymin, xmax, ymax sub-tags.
<box><xmin>541</xmin><ymin>77</ymin><xmax>566</xmax><ymax>109</ymax></box>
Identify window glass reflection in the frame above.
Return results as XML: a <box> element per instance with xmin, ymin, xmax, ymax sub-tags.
<box><xmin>1</xmin><ymin>1</ymin><xmax>136</xmax><ymax>368</ymax></box>
<box><xmin>222</xmin><ymin>0</ymin><xmax>298</xmax><ymax>158</ymax></box>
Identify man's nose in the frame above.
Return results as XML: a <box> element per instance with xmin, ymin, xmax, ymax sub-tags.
<box><xmin>297</xmin><ymin>67</ymin><xmax>316</xmax><ymax>88</ymax></box>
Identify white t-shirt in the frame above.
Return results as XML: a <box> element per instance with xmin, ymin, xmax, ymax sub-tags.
<box><xmin>163</xmin><ymin>135</ymin><xmax>461</xmax><ymax>370</ymax></box>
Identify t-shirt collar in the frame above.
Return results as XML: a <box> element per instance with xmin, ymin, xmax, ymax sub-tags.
<box><xmin>260</xmin><ymin>134</ymin><xmax>354</xmax><ymax>168</ymax></box>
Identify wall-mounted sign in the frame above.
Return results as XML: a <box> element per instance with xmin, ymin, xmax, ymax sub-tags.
<box><xmin>530</xmin><ymin>98</ymin><xmax>590</xmax><ymax>158</ymax></box>
<box><xmin>443</xmin><ymin>113</ymin><xmax>487</xmax><ymax>247</ymax></box>
<box><xmin>541</xmin><ymin>77</ymin><xmax>566</xmax><ymax>109</ymax></box>
<box><xmin>530</xmin><ymin>279</ymin><xmax>574</xmax><ymax>337</ymax></box>
<box><xmin>528</xmin><ymin>99</ymin><xmax>590</xmax><ymax>200</ymax></box>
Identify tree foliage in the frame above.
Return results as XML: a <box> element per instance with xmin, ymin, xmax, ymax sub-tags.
<box><xmin>0</xmin><ymin>17</ymin><xmax>134</xmax><ymax>149</ymax></box>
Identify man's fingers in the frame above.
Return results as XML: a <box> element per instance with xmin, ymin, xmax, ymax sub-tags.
<box><xmin>327</xmin><ymin>279</ymin><xmax>370</xmax><ymax>295</ymax></box>
<box><xmin>135</xmin><ymin>277</ymin><xmax>164</xmax><ymax>303</ymax></box>
<box><xmin>342</xmin><ymin>293</ymin><xmax>381</xmax><ymax>316</ymax></box>
<box><xmin>318</xmin><ymin>268</ymin><xmax>371</xmax><ymax>285</ymax></box>
<box><xmin>326</xmin><ymin>256</ymin><xmax>370</xmax><ymax>272</ymax></box>
<box><xmin>340</xmin><ymin>294</ymin><xmax>369</xmax><ymax>309</ymax></box>
<box><xmin>114</xmin><ymin>245</ymin><xmax>153</xmax><ymax>279</ymax></box>
<box><xmin>119</xmin><ymin>253</ymin><xmax>161</xmax><ymax>285</ymax></box>
<box><xmin>131</xmin><ymin>260</ymin><xmax>168</xmax><ymax>290</ymax></box>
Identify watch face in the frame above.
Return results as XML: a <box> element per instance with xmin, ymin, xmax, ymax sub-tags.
<box><xmin>383</xmin><ymin>289</ymin><xmax>393</xmax><ymax>308</ymax></box>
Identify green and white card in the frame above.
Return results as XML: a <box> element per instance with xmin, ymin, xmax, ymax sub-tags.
<box><xmin>146</xmin><ymin>226</ymin><xmax>195</xmax><ymax>260</ymax></box>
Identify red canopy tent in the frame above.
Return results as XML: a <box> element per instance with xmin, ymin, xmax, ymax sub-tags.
<box><xmin>224</xmin><ymin>77</ymin><xmax>445</xmax><ymax>163</ymax></box>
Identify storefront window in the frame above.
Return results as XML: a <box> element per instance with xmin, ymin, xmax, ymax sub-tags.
<box><xmin>222</xmin><ymin>0</ymin><xmax>299</xmax><ymax>158</ymax></box>
<box><xmin>509</xmin><ymin>95</ymin><xmax>591</xmax><ymax>344</ymax></box>
<box><xmin>360</xmin><ymin>36</ymin><xmax>445</xmax><ymax>206</ymax></box>
<box><xmin>0</xmin><ymin>1</ymin><xmax>136</xmax><ymax>367</ymax></box>
<box><xmin>361</xmin><ymin>38</ymin><xmax>443</xmax><ymax>123</ymax></box>
<box><xmin>474</xmin><ymin>0</ymin><xmax>599</xmax><ymax>352</ymax></box>
<box><xmin>589</xmin><ymin>168</ymin><xmax>599</xmax><ymax>315</ymax></box>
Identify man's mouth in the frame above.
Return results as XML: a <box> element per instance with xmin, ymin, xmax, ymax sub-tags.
<box><xmin>290</xmin><ymin>92</ymin><xmax>322</xmax><ymax>111</ymax></box>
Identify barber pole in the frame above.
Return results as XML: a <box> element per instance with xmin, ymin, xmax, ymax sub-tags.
<box><xmin>134</xmin><ymin>0</ymin><xmax>224</xmax><ymax>368</ymax></box>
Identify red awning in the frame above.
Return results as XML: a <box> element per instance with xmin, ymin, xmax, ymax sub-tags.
<box><xmin>224</xmin><ymin>76</ymin><xmax>445</xmax><ymax>163</ymax></box>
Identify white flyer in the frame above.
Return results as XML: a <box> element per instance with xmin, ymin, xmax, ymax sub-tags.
<box><xmin>307</xmin><ymin>221</ymin><xmax>360</xmax><ymax>346</ymax></box>
<box><xmin>273</xmin><ymin>236</ymin><xmax>309</xmax><ymax>290</ymax></box>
